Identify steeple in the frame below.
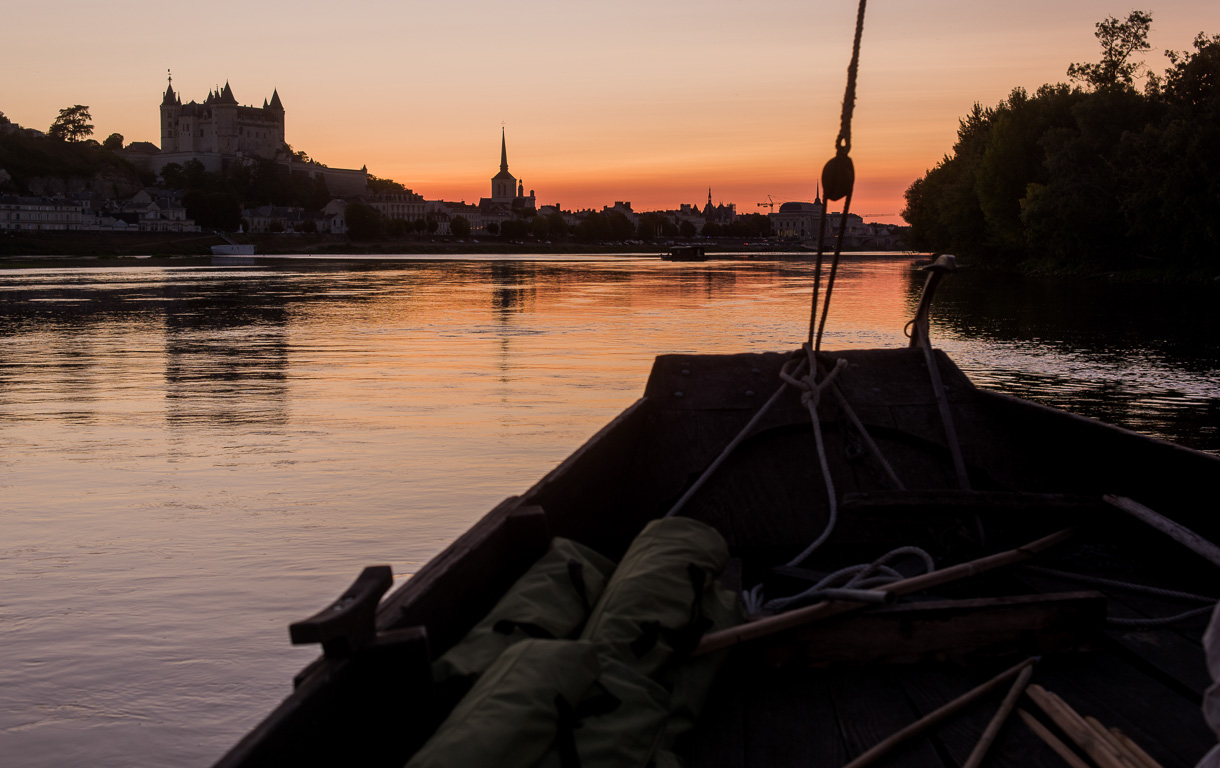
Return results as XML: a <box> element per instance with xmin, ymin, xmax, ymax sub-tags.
<box><xmin>815</xmin><ymin>182</ymin><xmax>822</xmax><ymax>206</ymax></box>
<box><xmin>268</xmin><ymin>89</ymin><xmax>283</xmax><ymax>111</ymax></box>
<box><xmin>500</xmin><ymin>127</ymin><xmax>509</xmax><ymax>173</ymax></box>
<box><xmin>163</xmin><ymin>69</ymin><xmax>176</xmax><ymax>105</ymax></box>
<box><xmin>708</xmin><ymin>187</ymin><xmax>713</xmax><ymax>206</ymax></box>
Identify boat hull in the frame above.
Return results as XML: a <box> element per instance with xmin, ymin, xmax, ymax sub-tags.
<box><xmin>216</xmin><ymin>347</ymin><xmax>1220</xmax><ymax>767</ymax></box>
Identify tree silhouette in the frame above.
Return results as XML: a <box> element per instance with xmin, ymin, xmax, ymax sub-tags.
<box><xmin>47</xmin><ymin>105</ymin><xmax>94</xmax><ymax>142</ymax></box>
<box><xmin>1067</xmin><ymin>10</ymin><xmax>1153</xmax><ymax>90</ymax></box>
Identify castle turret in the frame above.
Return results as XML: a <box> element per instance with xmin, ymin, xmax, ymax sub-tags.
<box><xmin>160</xmin><ymin>72</ymin><xmax>181</xmax><ymax>152</ymax></box>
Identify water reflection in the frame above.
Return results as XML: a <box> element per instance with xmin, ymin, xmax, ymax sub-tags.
<box><xmin>909</xmin><ymin>266</ymin><xmax>1220</xmax><ymax>451</ymax></box>
<box><xmin>162</xmin><ymin>279</ymin><xmax>291</xmax><ymax>428</ymax></box>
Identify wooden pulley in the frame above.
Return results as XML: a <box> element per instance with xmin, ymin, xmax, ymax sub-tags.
<box><xmin>821</xmin><ymin>150</ymin><xmax>855</xmax><ymax>201</ymax></box>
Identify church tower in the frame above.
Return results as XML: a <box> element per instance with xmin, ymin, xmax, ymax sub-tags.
<box><xmin>491</xmin><ymin>128</ymin><xmax>516</xmax><ymax>203</ymax></box>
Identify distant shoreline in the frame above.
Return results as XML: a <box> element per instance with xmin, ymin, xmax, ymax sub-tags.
<box><xmin>0</xmin><ymin>231</ymin><xmax>913</xmax><ymax>267</ymax></box>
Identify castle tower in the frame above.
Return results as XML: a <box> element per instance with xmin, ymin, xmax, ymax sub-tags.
<box><xmin>160</xmin><ymin>71</ymin><xmax>181</xmax><ymax>152</ymax></box>
<box><xmin>491</xmin><ymin>128</ymin><xmax>516</xmax><ymax>203</ymax></box>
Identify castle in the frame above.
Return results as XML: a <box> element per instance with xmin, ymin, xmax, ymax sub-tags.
<box><xmin>146</xmin><ymin>75</ymin><xmax>366</xmax><ymax>197</ymax></box>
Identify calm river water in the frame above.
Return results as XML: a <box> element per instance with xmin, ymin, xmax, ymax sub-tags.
<box><xmin>2</xmin><ymin>254</ymin><xmax>1217</xmax><ymax>766</ymax></box>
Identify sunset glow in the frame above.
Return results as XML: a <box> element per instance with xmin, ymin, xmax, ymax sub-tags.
<box><xmin>5</xmin><ymin>0</ymin><xmax>1218</xmax><ymax>224</ymax></box>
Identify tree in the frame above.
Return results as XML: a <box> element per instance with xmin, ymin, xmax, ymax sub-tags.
<box><xmin>345</xmin><ymin>202</ymin><xmax>384</xmax><ymax>239</ymax></box>
<box><xmin>102</xmin><ymin>132</ymin><xmax>124</xmax><ymax>150</ymax></box>
<box><xmin>486</xmin><ymin>221</ymin><xmax>500</xmax><ymax>236</ymax></box>
<box><xmin>450</xmin><ymin>215</ymin><xmax>471</xmax><ymax>238</ymax></box>
<box><xmin>501</xmin><ymin>219</ymin><xmax>529</xmax><ymax>239</ymax></box>
<box><xmin>47</xmin><ymin>105</ymin><xmax>94</xmax><ymax>142</ymax></box>
<box><xmin>679</xmin><ymin>220</ymin><xmax>697</xmax><ymax>239</ymax></box>
<box><xmin>1067</xmin><ymin>10</ymin><xmax>1153</xmax><ymax>90</ymax></box>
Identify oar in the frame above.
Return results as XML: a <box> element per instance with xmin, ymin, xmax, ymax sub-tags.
<box><xmin>695</xmin><ymin>527</ymin><xmax>1075</xmax><ymax>655</ymax></box>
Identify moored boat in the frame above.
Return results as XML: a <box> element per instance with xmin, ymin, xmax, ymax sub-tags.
<box><xmin>663</xmin><ymin>245</ymin><xmax>707</xmax><ymax>262</ymax></box>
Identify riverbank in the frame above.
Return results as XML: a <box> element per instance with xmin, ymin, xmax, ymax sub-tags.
<box><xmin>0</xmin><ymin>231</ymin><xmax>913</xmax><ymax>263</ymax></box>
<box><xmin>954</xmin><ymin>253</ymin><xmax>1220</xmax><ymax>286</ymax></box>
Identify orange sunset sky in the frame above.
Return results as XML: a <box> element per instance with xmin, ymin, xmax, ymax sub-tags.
<box><xmin>5</xmin><ymin>0</ymin><xmax>1218</xmax><ymax>225</ymax></box>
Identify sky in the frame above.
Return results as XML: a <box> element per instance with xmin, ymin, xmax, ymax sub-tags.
<box><xmin>4</xmin><ymin>0</ymin><xmax>1219</xmax><ymax>225</ymax></box>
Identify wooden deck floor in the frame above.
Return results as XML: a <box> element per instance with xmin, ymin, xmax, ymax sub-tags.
<box><xmin>684</xmin><ymin>646</ymin><xmax>1213</xmax><ymax>768</ymax></box>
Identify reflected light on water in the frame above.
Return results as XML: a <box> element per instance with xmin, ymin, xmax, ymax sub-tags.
<box><xmin>0</xmin><ymin>255</ymin><xmax>1216</xmax><ymax>766</ymax></box>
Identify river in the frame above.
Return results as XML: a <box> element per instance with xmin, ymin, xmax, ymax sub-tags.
<box><xmin>1</xmin><ymin>254</ymin><xmax>1216</xmax><ymax>766</ymax></box>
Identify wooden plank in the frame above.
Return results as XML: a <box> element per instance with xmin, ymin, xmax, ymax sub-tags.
<box><xmin>380</xmin><ymin>499</ymin><xmax>551</xmax><ymax>654</ymax></box>
<box><xmin>644</xmin><ymin>351</ymin><xmax>794</xmax><ymax>411</ymax></box>
<box><xmin>843</xmin><ymin>490</ymin><xmax>1100</xmax><ymax>513</ymax></box>
<box><xmin>742</xmin><ymin>669</ymin><xmax>846</xmax><ymax>768</ymax></box>
<box><xmin>683</xmin><ymin>656</ymin><xmax>747</xmax><ymax>768</ymax></box>
<box><xmin>1104</xmin><ymin>494</ymin><xmax>1220</xmax><ymax>570</ymax></box>
<box><xmin>1015</xmin><ymin>570</ymin><xmax>1210</xmax><ymax>699</ymax></box>
<box><xmin>761</xmin><ymin>592</ymin><xmax>1105</xmax><ymax>668</ymax></box>
<box><xmin>827</xmin><ymin>667</ymin><xmax>947</xmax><ymax>768</ymax></box>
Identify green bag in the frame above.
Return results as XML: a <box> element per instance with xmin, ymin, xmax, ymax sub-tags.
<box><xmin>658</xmin><ymin>573</ymin><xmax>745</xmax><ymax>747</ymax></box>
<box><xmin>535</xmin><ymin>656</ymin><xmax>671</xmax><ymax>768</ymax></box>
<box><xmin>407</xmin><ymin>639</ymin><xmax>601</xmax><ymax>768</ymax></box>
<box><xmin>581</xmin><ymin>516</ymin><xmax>730</xmax><ymax>678</ymax></box>
<box><xmin>433</xmin><ymin>537</ymin><xmax>615</xmax><ymax>703</ymax></box>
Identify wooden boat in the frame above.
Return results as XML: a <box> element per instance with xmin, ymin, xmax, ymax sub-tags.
<box><xmin>216</xmin><ymin>257</ymin><xmax>1220</xmax><ymax>768</ymax></box>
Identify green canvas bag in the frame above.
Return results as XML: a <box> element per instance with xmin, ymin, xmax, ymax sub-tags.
<box><xmin>433</xmin><ymin>537</ymin><xmax>615</xmax><ymax>704</ymax></box>
<box><xmin>407</xmin><ymin>639</ymin><xmax>601</xmax><ymax>768</ymax></box>
<box><xmin>658</xmin><ymin>573</ymin><xmax>745</xmax><ymax>747</ymax></box>
<box><xmin>534</xmin><ymin>656</ymin><xmax>671</xmax><ymax>768</ymax></box>
<box><xmin>580</xmin><ymin>516</ymin><xmax>730</xmax><ymax>678</ymax></box>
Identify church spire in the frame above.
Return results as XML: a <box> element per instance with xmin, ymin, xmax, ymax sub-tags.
<box><xmin>500</xmin><ymin>127</ymin><xmax>509</xmax><ymax>173</ymax></box>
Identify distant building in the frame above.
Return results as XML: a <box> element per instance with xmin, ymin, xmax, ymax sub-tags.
<box><xmin>0</xmin><ymin>191</ymin><xmax>200</xmax><ymax>233</ymax></box>
<box><xmin>771</xmin><ymin>191</ymin><xmax>826</xmax><ymax>238</ymax></box>
<box><xmin>131</xmin><ymin>74</ymin><xmax>367</xmax><ymax>197</ymax></box>
<box><xmin>477</xmin><ymin>129</ymin><xmax>536</xmax><ymax>230</ymax></box>
<box><xmin>701</xmin><ymin>188</ymin><xmax>736</xmax><ymax>227</ymax></box>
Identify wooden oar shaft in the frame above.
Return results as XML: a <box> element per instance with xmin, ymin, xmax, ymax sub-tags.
<box><xmin>696</xmin><ymin>527</ymin><xmax>1075</xmax><ymax>655</ymax></box>
<box><xmin>962</xmin><ymin>663</ymin><xmax>1036</xmax><ymax>768</ymax></box>
<box><xmin>1025</xmin><ymin>684</ymin><xmax>1139</xmax><ymax>768</ymax></box>
<box><xmin>841</xmin><ymin>658</ymin><xmax>1037</xmax><ymax>768</ymax></box>
<box><xmin>1017</xmin><ymin>708</ymin><xmax>1092</xmax><ymax>768</ymax></box>
<box><xmin>1104</xmin><ymin>494</ymin><xmax>1220</xmax><ymax>569</ymax></box>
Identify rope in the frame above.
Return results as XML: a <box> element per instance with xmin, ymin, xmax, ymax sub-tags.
<box><xmin>743</xmin><ymin>345</ymin><xmax>933</xmax><ymax>615</ymax></box>
<box><xmin>808</xmin><ymin>0</ymin><xmax>868</xmax><ymax>351</ymax></box>
<box><xmin>663</xmin><ymin>353</ymin><xmax>806</xmax><ymax>519</ymax></box>
<box><xmin>1024</xmin><ymin>565</ymin><xmax>1218</xmax><ymax>628</ymax></box>
<box><xmin>836</xmin><ymin>0</ymin><xmax>868</xmax><ymax>155</ymax></box>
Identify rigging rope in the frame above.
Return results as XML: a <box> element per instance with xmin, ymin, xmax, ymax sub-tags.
<box><xmin>1025</xmin><ymin>565</ymin><xmax>1219</xmax><ymax>628</ymax></box>
<box><xmin>808</xmin><ymin>0</ymin><xmax>867</xmax><ymax>351</ymax></box>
